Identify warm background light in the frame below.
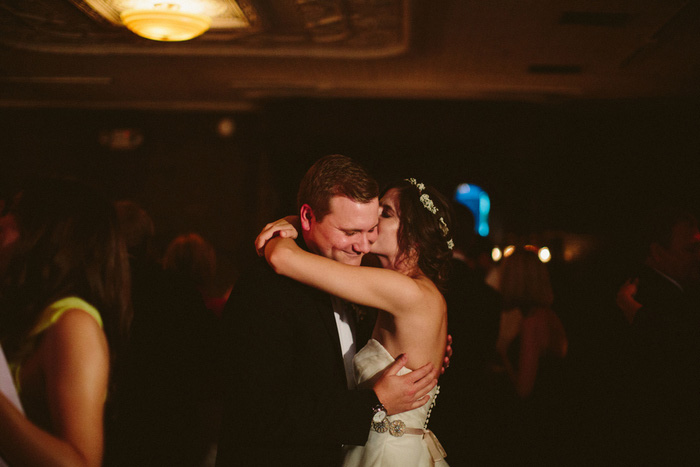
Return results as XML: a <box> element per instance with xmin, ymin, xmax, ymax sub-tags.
<box><xmin>503</xmin><ymin>245</ymin><xmax>516</xmax><ymax>258</ymax></box>
<box><xmin>492</xmin><ymin>247</ymin><xmax>503</xmax><ymax>262</ymax></box>
<box><xmin>76</xmin><ymin>0</ymin><xmax>252</xmax><ymax>41</ymax></box>
<box><xmin>120</xmin><ymin>5</ymin><xmax>212</xmax><ymax>42</ymax></box>
<box><xmin>538</xmin><ymin>247</ymin><xmax>552</xmax><ymax>263</ymax></box>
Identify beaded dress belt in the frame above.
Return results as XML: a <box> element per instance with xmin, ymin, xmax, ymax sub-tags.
<box><xmin>371</xmin><ymin>419</ymin><xmax>447</xmax><ymax>463</ymax></box>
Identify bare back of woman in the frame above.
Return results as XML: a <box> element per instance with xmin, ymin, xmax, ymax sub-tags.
<box><xmin>373</xmin><ymin>275</ymin><xmax>447</xmax><ymax>371</ymax></box>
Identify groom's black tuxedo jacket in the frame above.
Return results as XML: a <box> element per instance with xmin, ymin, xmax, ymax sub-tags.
<box><xmin>216</xmin><ymin>246</ymin><xmax>379</xmax><ymax>466</ymax></box>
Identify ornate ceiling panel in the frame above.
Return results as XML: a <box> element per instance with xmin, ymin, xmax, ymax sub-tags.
<box><xmin>0</xmin><ymin>0</ymin><xmax>409</xmax><ymax>57</ymax></box>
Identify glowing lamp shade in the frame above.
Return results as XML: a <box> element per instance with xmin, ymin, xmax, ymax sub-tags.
<box><xmin>120</xmin><ymin>7</ymin><xmax>212</xmax><ymax>42</ymax></box>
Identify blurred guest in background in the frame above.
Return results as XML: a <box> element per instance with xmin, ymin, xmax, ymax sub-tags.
<box><xmin>163</xmin><ymin>233</ymin><xmax>231</xmax><ymax>318</ymax></box>
<box><xmin>615</xmin><ymin>205</ymin><xmax>700</xmax><ymax>464</ymax></box>
<box><xmin>0</xmin><ymin>338</ymin><xmax>23</xmax><ymax>467</ymax></box>
<box><xmin>0</xmin><ymin>177</ymin><xmax>131</xmax><ymax>466</ymax></box>
<box><xmin>491</xmin><ymin>245</ymin><xmax>569</xmax><ymax>464</ymax></box>
<box><xmin>106</xmin><ymin>201</ymin><xmax>219</xmax><ymax>467</ymax></box>
<box><xmin>428</xmin><ymin>201</ymin><xmax>501</xmax><ymax>465</ymax></box>
<box><xmin>0</xmin><ymin>197</ymin><xmax>19</xmax><ymax>280</ymax></box>
<box><xmin>494</xmin><ymin>246</ymin><xmax>568</xmax><ymax>399</ymax></box>
<box><xmin>0</xmin><ymin>194</ymin><xmax>24</xmax><ymax>467</ymax></box>
<box><xmin>444</xmin><ymin>202</ymin><xmax>502</xmax><ymax>380</ymax></box>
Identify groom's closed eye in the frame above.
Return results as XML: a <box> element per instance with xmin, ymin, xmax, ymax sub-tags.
<box><xmin>342</xmin><ymin>227</ymin><xmax>377</xmax><ymax>236</ymax></box>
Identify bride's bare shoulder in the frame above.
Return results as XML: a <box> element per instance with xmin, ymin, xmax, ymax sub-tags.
<box><xmin>410</xmin><ymin>276</ymin><xmax>446</xmax><ymax>314</ymax></box>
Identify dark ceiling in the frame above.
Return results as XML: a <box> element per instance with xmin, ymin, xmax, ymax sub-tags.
<box><xmin>1</xmin><ymin>0</ymin><xmax>700</xmax><ymax>109</ymax></box>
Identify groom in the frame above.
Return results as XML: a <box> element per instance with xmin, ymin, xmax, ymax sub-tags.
<box><xmin>216</xmin><ymin>155</ymin><xmax>439</xmax><ymax>466</ymax></box>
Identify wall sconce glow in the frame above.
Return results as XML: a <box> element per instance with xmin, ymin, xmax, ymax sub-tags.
<box><xmin>120</xmin><ymin>3</ymin><xmax>212</xmax><ymax>41</ymax></box>
<box><xmin>503</xmin><ymin>245</ymin><xmax>515</xmax><ymax>258</ymax></box>
<box><xmin>454</xmin><ymin>183</ymin><xmax>491</xmax><ymax>237</ymax></box>
<box><xmin>538</xmin><ymin>247</ymin><xmax>552</xmax><ymax>263</ymax></box>
<box><xmin>491</xmin><ymin>247</ymin><xmax>502</xmax><ymax>262</ymax></box>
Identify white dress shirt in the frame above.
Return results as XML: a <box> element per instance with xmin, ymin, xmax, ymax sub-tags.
<box><xmin>331</xmin><ymin>296</ymin><xmax>358</xmax><ymax>389</ymax></box>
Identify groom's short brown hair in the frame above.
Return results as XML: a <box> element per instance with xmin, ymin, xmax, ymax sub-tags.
<box><xmin>297</xmin><ymin>154</ymin><xmax>379</xmax><ymax>221</ymax></box>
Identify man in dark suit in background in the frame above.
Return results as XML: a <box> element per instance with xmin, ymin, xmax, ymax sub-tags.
<box><xmin>616</xmin><ymin>205</ymin><xmax>700</xmax><ymax>464</ymax></box>
<box><xmin>107</xmin><ymin>201</ymin><xmax>217</xmax><ymax>467</ymax></box>
<box><xmin>216</xmin><ymin>155</ymin><xmax>439</xmax><ymax>466</ymax></box>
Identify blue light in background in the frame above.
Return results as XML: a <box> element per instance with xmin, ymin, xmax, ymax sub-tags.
<box><xmin>454</xmin><ymin>183</ymin><xmax>490</xmax><ymax>236</ymax></box>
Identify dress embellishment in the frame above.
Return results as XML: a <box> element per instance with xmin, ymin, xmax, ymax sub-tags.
<box><xmin>345</xmin><ymin>339</ymin><xmax>449</xmax><ymax>466</ymax></box>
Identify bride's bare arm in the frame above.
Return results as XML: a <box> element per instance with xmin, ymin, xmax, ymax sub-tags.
<box><xmin>264</xmin><ymin>237</ymin><xmax>425</xmax><ymax>316</ymax></box>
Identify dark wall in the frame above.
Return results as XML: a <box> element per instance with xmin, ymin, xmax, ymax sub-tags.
<box><xmin>261</xmin><ymin>98</ymin><xmax>700</xmax><ymax>240</ymax></box>
<box><xmin>0</xmin><ymin>109</ymin><xmax>268</xmax><ymax>285</ymax></box>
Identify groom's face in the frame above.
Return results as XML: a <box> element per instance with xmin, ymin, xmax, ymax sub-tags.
<box><xmin>302</xmin><ymin>195</ymin><xmax>379</xmax><ymax>266</ymax></box>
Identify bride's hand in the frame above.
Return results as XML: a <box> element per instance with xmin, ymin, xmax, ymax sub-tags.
<box><xmin>255</xmin><ymin>216</ymin><xmax>300</xmax><ymax>257</ymax></box>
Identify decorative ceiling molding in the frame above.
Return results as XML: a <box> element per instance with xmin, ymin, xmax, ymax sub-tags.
<box><xmin>0</xmin><ymin>0</ymin><xmax>410</xmax><ymax>58</ymax></box>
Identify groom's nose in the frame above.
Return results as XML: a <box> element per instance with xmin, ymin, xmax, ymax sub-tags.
<box><xmin>353</xmin><ymin>232</ymin><xmax>374</xmax><ymax>254</ymax></box>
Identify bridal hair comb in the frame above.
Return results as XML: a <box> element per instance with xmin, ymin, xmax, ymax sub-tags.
<box><xmin>405</xmin><ymin>178</ymin><xmax>454</xmax><ymax>250</ymax></box>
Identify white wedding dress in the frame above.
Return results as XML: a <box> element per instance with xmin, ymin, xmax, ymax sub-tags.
<box><xmin>343</xmin><ymin>339</ymin><xmax>448</xmax><ymax>467</ymax></box>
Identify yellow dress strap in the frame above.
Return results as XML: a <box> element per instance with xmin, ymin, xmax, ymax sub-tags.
<box><xmin>12</xmin><ymin>297</ymin><xmax>103</xmax><ymax>393</ymax></box>
<box><xmin>29</xmin><ymin>296</ymin><xmax>103</xmax><ymax>338</ymax></box>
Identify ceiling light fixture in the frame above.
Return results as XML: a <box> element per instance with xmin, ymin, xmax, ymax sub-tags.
<box><xmin>120</xmin><ymin>3</ymin><xmax>211</xmax><ymax>41</ymax></box>
<box><xmin>71</xmin><ymin>1</ymin><xmax>254</xmax><ymax>42</ymax></box>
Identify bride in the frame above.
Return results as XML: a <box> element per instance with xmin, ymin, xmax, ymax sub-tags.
<box><xmin>257</xmin><ymin>178</ymin><xmax>453</xmax><ymax>466</ymax></box>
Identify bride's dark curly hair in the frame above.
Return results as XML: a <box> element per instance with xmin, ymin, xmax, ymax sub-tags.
<box><xmin>387</xmin><ymin>179</ymin><xmax>453</xmax><ymax>291</ymax></box>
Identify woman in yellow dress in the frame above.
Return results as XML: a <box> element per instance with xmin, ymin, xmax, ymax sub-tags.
<box><xmin>0</xmin><ymin>178</ymin><xmax>131</xmax><ymax>466</ymax></box>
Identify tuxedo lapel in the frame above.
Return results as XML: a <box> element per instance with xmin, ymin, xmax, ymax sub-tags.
<box><xmin>314</xmin><ymin>290</ymin><xmax>344</xmax><ymax>362</ymax></box>
<box><xmin>297</xmin><ymin>236</ymin><xmax>344</xmax><ymax>360</ymax></box>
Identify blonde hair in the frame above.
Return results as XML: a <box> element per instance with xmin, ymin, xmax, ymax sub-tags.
<box><xmin>497</xmin><ymin>248</ymin><xmax>554</xmax><ymax>310</ymax></box>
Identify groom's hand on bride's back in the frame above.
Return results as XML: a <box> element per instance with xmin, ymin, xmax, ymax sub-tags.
<box><xmin>372</xmin><ymin>354</ymin><xmax>438</xmax><ymax>416</ymax></box>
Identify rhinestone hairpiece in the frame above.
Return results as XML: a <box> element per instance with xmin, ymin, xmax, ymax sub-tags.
<box><xmin>405</xmin><ymin>178</ymin><xmax>454</xmax><ymax>250</ymax></box>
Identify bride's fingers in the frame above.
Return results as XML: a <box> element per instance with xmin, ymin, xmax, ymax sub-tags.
<box><xmin>254</xmin><ymin>232</ymin><xmax>273</xmax><ymax>254</ymax></box>
<box><xmin>279</xmin><ymin>225</ymin><xmax>298</xmax><ymax>239</ymax></box>
<box><xmin>254</xmin><ymin>229</ymin><xmax>280</xmax><ymax>255</ymax></box>
<box><xmin>263</xmin><ymin>222</ymin><xmax>297</xmax><ymax>239</ymax></box>
<box><xmin>254</xmin><ymin>223</ymin><xmax>298</xmax><ymax>254</ymax></box>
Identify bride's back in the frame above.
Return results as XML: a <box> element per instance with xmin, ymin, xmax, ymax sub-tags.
<box><xmin>372</xmin><ymin>276</ymin><xmax>448</xmax><ymax>371</ymax></box>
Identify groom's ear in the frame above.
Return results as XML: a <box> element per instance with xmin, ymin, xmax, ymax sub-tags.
<box><xmin>299</xmin><ymin>204</ymin><xmax>314</xmax><ymax>231</ymax></box>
